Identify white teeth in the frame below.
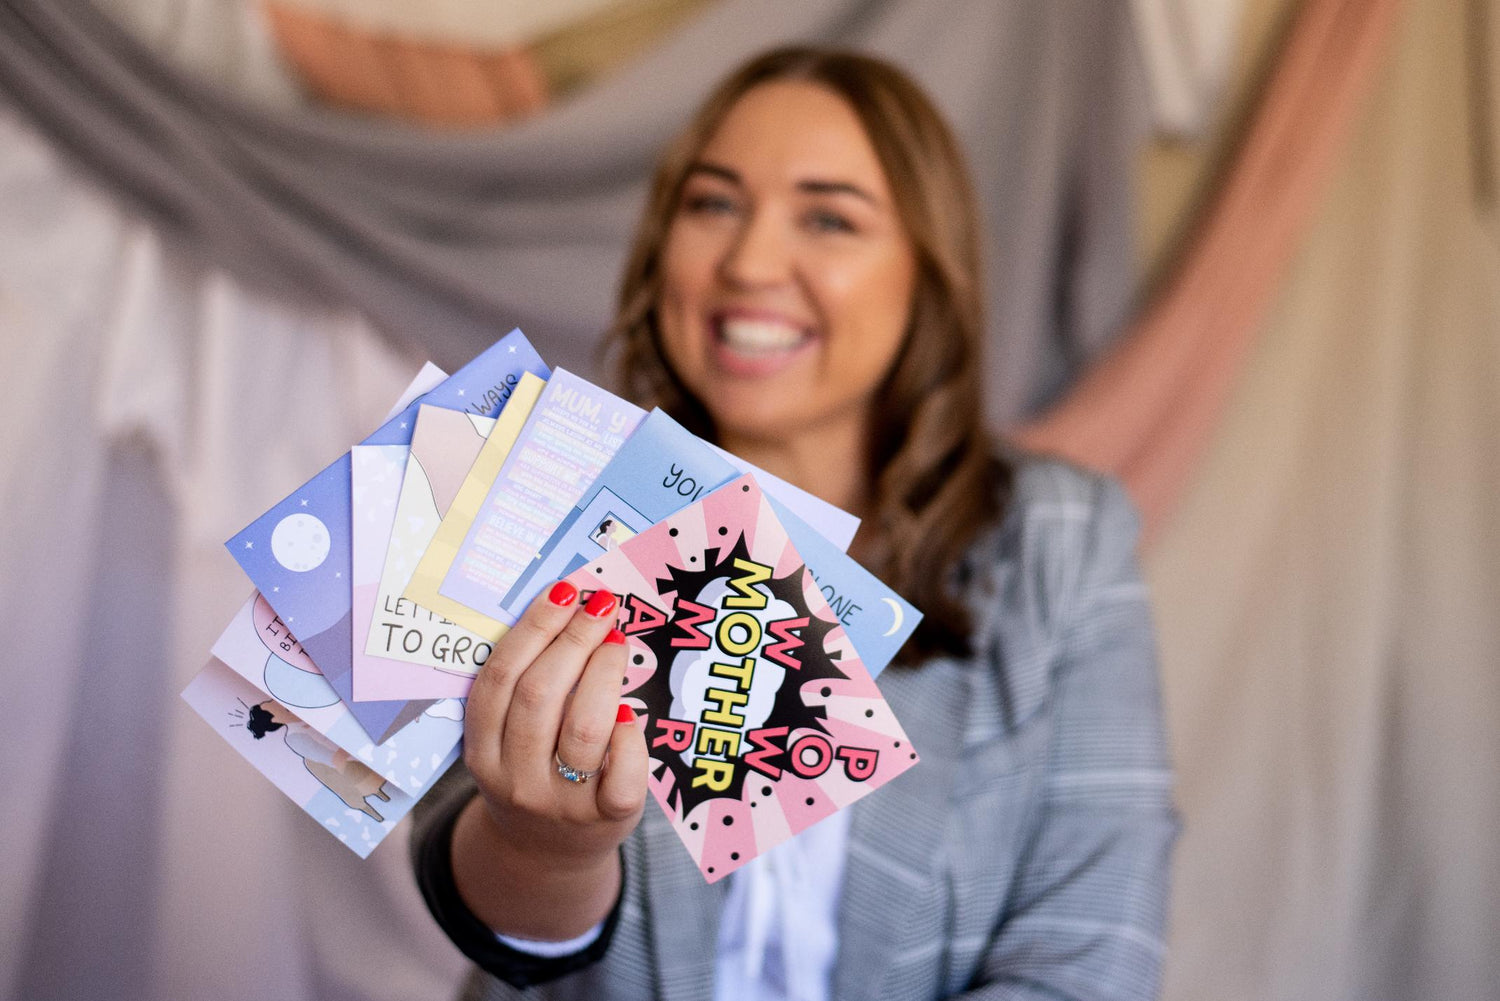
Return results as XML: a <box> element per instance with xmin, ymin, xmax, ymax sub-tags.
<box><xmin>718</xmin><ymin>319</ymin><xmax>804</xmax><ymax>354</ymax></box>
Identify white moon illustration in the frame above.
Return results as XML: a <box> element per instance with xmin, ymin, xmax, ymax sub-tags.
<box><xmin>270</xmin><ymin>512</ymin><xmax>330</xmax><ymax>572</ymax></box>
<box><xmin>881</xmin><ymin>597</ymin><xmax>904</xmax><ymax>637</ymax></box>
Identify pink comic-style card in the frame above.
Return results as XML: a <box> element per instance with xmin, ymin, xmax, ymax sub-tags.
<box><xmin>563</xmin><ymin>473</ymin><xmax>918</xmax><ymax>883</ymax></box>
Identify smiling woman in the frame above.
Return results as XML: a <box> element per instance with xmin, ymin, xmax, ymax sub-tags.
<box><xmin>656</xmin><ymin>80</ymin><xmax>917</xmax><ymax>452</ymax></box>
<box><xmin>414</xmin><ymin>46</ymin><xmax>1177</xmax><ymax>1001</ymax></box>
<box><xmin>608</xmin><ymin>48</ymin><xmax>1004</xmax><ymax>664</ymax></box>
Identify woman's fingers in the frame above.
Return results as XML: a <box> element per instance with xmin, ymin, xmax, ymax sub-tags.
<box><xmin>500</xmin><ymin>588</ymin><xmax>619</xmax><ymax>788</ymax></box>
<box><xmin>595</xmin><ymin>704</ymin><xmax>649</xmax><ymax>822</ymax></box>
<box><xmin>463</xmin><ymin>580</ymin><xmax>583</xmax><ymax>773</ymax></box>
<box><xmin>553</xmin><ymin>627</ymin><xmax>630</xmax><ymax>780</ymax></box>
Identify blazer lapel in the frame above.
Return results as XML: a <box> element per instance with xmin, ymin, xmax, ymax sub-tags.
<box><xmin>640</xmin><ymin>804</ymin><xmax>727</xmax><ymax>1001</ymax></box>
<box><xmin>832</xmin><ymin>661</ymin><xmax>967</xmax><ymax>1001</ymax></box>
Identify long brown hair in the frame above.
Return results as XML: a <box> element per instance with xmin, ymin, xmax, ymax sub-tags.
<box><xmin>602</xmin><ymin>46</ymin><xmax>1009</xmax><ymax>662</ymax></box>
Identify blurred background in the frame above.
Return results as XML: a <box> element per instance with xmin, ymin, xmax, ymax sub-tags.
<box><xmin>0</xmin><ymin>0</ymin><xmax>1494</xmax><ymax>999</ymax></box>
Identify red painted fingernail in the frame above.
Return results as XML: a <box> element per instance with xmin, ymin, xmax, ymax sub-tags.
<box><xmin>616</xmin><ymin>704</ymin><xmax>636</xmax><ymax>724</ymax></box>
<box><xmin>584</xmin><ymin>589</ymin><xmax>617</xmax><ymax>618</ymax></box>
<box><xmin>604</xmin><ymin>627</ymin><xmax>626</xmax><ymax>645</ymax></box>
<box><xmin>548</xmin><ymin>580</ymin><xmax>579</xmax><ymax>607</ymax></box>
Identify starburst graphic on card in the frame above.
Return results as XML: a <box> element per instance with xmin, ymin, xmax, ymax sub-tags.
<box><xmin>566</xmin><ymin>474</ymin><xmax>918</xmax><ymax>883</ymax></box>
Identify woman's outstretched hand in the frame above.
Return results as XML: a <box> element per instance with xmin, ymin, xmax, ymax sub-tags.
<box><xmin>451</xmin><ymin>580</ymin><xmax>649</xmax><ymax>941</ymax></box>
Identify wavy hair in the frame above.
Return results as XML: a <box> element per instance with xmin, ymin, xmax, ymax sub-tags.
<box><xmin>601</xmin><ymin>46</ymin><xmax>1010</xmax><ymax>662</ymax></box>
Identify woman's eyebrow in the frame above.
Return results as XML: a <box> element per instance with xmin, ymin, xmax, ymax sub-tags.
<box><xmin>797</xmin><ymin>178</ymin><xmax>880</xmax><ymax>205</ymax></box>
<box><xmin>685</xmin><ymin>161</ymin><xmax>740</xmax><ymax>184</ymax></box>
<box><xmin>686</xmin><ymin>162</ymin><xmax>880</xmax><ymax>206</ymax></box>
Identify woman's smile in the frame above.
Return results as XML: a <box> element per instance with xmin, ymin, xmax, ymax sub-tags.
<box><xmin>710</xmin><ymin>309</ymin><xmax>815</xmax><ymax>376</ymax></box>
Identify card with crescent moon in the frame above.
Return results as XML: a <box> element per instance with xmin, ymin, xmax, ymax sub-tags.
<box><xmin>225</xmin><ymin>328</ymin><xmax>549</xmax><ymax>743</ymax></box>
<box><xmin>563</xmin><ymin>473</ymin><xmax>921</xmax><ymax>883</ymax></box>
<box><xmin>515</xmin><ymin>408</ymin><xmax>917</xmax><ymax>676</ymax></box>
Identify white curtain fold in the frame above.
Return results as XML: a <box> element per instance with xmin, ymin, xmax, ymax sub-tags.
<box><xmin>1131</xmin><ymin>0</ymin><xmax>1246</xmax><ymax>136</ymax></box>
<box><xmin>0</xmin><ymin>106</ymin><xmax>467</xmax><ymax>1000</ymax></box>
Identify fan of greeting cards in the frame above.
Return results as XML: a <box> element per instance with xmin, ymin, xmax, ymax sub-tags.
<box><xmin>183</xmin><ymin>329</ymin><xmax>920</xmax><ymax>880</ymax></box>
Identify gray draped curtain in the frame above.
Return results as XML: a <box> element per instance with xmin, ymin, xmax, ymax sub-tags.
<box><xmin>0</xmin><ymin>0</ymin><xmax>1145</xmax><ymax>424</ymax></box>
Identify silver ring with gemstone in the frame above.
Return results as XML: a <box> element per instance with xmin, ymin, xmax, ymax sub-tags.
<box><xmin>554</xmin><ymin>752</ymin><xmax>599</xmax><ymax>784</ymax></box>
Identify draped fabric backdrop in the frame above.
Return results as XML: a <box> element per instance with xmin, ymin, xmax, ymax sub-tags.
<box><xmin>1</xmin><ymin>1</ymin><xmax>1495</xmax><ymax>1000</ymax></box>
<box><xmin>1017</xmin><ymin>0</ymin><xmax>1402</xmax><ymax>533</ymax></box>
<box><xmin>0</xmin><ymin>0</ymin><xmax>1146</xmax><ymax>424</ymax></box>
<box><xmin>1148</xmin><ymin>1</ymin><xmax>1500</xmax><ymax>997</ymax></box>
<box><xmin>0</xmin><ymin>2</ymin><xmax>1145</xmax><ymax>1000</ymax></box>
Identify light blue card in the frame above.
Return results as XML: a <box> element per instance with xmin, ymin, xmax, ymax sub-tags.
<box><xmin>504</xmin><ymin>409</ymin><xmax>920</xmax><ymax>675</ymax></box>
<box><xmin>773</xmin><ymin>498</ymin><xmax>918</xmax><ymax>677</ymax></box>
<box><xmin>226</xmin><ymin>329</ymin><xmax>549</xmax><ymax>743</ymax></box>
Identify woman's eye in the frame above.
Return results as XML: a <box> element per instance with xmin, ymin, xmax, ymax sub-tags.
<box><xmin>682</xmin><ymin>193</ymin><xmax>738</xmax><ymax>216</ymax></box>
<box><xmin>805</xmin><ymin>209</ymin><xmax>855</xmax><ymax>234</ymax></box>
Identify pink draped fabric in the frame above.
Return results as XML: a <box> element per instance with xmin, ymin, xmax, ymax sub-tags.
<box><xmin>1011</xmin><ymin>0</ymin><xmax>1402</xmax><ymax>542</ymax></box>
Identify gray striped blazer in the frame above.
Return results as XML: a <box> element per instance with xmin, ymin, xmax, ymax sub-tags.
<box><xmin>417</xmin><ymin>458</ymin><xmax>1179</xmax><ymax>1001</ymax></box>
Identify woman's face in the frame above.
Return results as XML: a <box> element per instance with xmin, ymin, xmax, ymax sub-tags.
<box><xmin>657</xmin><ymin>80</ymin><xmax>918</xmax><ymax>449</ymax></box>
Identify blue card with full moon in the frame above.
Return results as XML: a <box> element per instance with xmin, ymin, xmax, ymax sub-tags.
<box><xmin>226</xmin><ymin>329</ymin><xmax>549</xmax><ymax>743</ymax></box>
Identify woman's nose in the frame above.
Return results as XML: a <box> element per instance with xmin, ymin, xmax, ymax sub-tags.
<box><xmin>717</xmin><ymin>210</ymin><xmax>792</xmax><ymax>288</ymax></box>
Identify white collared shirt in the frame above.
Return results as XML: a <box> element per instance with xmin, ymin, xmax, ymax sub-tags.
<box><xmin>499</xmin><ymin>809</ymin><xmax>851</xmax><ymax>1001</ymax></box>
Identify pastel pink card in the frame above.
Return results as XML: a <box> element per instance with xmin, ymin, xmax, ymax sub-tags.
<box><xmin>564</xmin><ymin>474</ymin><xmax>918</xmax><ymax>883</ymax></box>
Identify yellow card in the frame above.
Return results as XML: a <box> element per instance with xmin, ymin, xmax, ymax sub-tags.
<box><xmin>402</xmin><ymin>371</ymin><xmax>545</xmax><ymax>639</ymax></box>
